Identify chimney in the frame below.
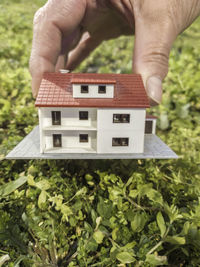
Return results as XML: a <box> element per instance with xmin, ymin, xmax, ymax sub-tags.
<box><xmin>59</xmin><ymin>69</ymin><xmax>70</xmax><ymax>74</ymax></box>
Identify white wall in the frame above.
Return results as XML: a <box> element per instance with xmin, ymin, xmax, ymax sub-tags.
<box><xmin>38</xmin><ymin>108</ymin><xmax>45</xmax><ymax>153</ymax></box>
<box><xmin>73</xmin><ymin>84</ymin><xmax>114</xmax><ymax>98</ymax></box>
<box><xmin>40</xmin><ymin>107</ymin><xmax>97</xmax><ymax>128</ymax></box>
<box><xmin>39</xmin><ymin>107</ymin><xmax>146</xmax><ymax>154</ymax></box>
<box><xmin>97</xmin><ymin>108</ymin><xmax>146</xmax><ymax>153</ymax></box>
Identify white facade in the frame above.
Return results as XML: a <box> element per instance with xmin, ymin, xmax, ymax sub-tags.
<box><xmin>73</xmin><ymin>84</ymin><xmax>114</xmax><ymax>98</ymax></box>
<box><xmin>39</xmin><ymin>107</ymin><xmax>150</xmax><ymax>154</ymax></box>
<box><xmin>97</xmin><ymin>108</ymin><xmax>146</xmax><ymax>153</ymax></box>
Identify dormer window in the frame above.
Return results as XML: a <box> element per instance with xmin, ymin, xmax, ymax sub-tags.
<box><xmin>81</xmin><ymin>85</ymin><xmax>89</xmax><ymax>93</ymax></box>
<box><xmin>98</xmin><ymin>85</ymin><xmax>106</xmax><ymax>94</ymax></box>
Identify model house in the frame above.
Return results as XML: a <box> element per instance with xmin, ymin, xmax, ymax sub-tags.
<box><xmin>35</xmin><ymin>72</ymin><xmax>157</xmax><ymax>154</ymax></box>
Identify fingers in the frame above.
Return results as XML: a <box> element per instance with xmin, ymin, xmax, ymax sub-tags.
<box><xmin>29</xmin><ymin>0</ymin><xmax>86</xmax><ymax>97</ymax></box>
<box><xmin>66</xmin><ymin>32</ymin><xmax>102</xmax><ymax>71</ymax></box>
<box><xmin>132</xmin><ymin>1</ymin><xmax>177</xmax><ymax>106</ymax></box>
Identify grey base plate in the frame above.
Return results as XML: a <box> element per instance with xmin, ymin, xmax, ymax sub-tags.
<box><xmin>6</xmin><ymin>126</ymin><xmax>178</xmax><ymax>159</ymax></box>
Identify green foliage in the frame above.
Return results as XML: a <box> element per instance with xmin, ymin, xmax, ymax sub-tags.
<box><xmin>0</xmin><ymin>0</ymin><xmax>200</xmax><ymax>266</ymax></box>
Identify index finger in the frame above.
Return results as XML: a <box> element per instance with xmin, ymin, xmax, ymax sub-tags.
<box><xmin>29</xmin><ymin>0</ymin><xmax>86</xmax><ymax>97</ymax></box>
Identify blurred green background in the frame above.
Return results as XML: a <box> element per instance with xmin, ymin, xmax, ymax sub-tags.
<box><xmin>0</xmin><ymin>0</ymin><xmax>200</xmax><ymax>266</ymax></box>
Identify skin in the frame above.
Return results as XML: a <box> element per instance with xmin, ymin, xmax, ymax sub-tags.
<box><xmin>29</xmin><ymin>0</ymin><xmax>200</xmax><ymax>105</ymax></box>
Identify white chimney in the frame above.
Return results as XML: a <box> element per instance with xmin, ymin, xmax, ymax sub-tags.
<box><xmin>59</xmin><ymin>69</ymin><xmax>70</xmax><ymax>74</ymax></box>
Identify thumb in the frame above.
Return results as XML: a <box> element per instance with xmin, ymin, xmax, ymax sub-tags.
<box><xmin>132</xmin><ymin>3</ymin><xmax>176</xmax><ymax>106</ymax></box>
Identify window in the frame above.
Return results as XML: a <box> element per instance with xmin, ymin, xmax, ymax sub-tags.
<box><xmin>79</xmin><ymin>111</ymin><xmax>88</xmax><ymax>120</ymax></box>
<box><xmin>145</xmin><ymin>120</ymin><xmax>153</xmax><ymax>134</ymax></box>
<box><xmin>79</xmin><ymin>134</ymin><xmax>88</xmax><ymax>143</ymax></box>
<box><xmin>113</xmin><ymin>114</ymin><xmax>130</xmax><ymax>123</ymax></box>
<box><xmin>81</xmin><ymin>85</ymin><xmax>89</xmax><ymax>93</ymax></box>
<box><xmin>53</xmin><ymin>134</ymin><xmax>62</xmax><ymax>147</ymax></box>
<box><xmin>98</xmin><ymin>85</ymin><xmax>106</xmax><ymax>94</ymax></box>
<box><xmin>112</xmin><ymin>138</ymin><xmax>129</xmax><ymax>146</ymax></box>
<box><xmin>52</xmin><ymin>111</ymin><xmax>61</xmax><ymax>125</ymax></box>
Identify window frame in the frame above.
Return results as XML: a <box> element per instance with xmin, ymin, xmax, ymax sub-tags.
<box><xmin>53</xmin><ymin>134</ymin><xmax>62</xmax><ymax>147</ymax></box>
<box><xmin>81</xmin><ymin>85</ymin><xmax>89</xmax><ymax>94</ymax></box>
<box><xmin>113</xmin><ymin>114</ymin><xmax>130</xmax><ymax>123</ymax></box>
<box><xmin>112</xmin><ymin>138</ymin><xmax>129</xmax><ymax>147</ymax></box>
<box><xmin>98</xmin><ymin>85</ymin><xmax>106</xmax><ymax>94</ymax></box>
<box><xmin>51</xmin><ymin>111</ymin><xmax>61</xmax><ymax>125</ymax></box>
<box><xmin>79</xmin><ymin>134</ymin><xmax>89</xmax><ymax>143</ymax></box>
<box><xmin>79</xmin><ymin>111</ymin><xmax>89</xmax><ymax>120</ymax></box>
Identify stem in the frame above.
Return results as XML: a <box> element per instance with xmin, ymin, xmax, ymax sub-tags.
<box><xmin>146</xmin><ymin>226</ymin><xmax>170</xmax><ymax>255</ymax></box>
<box><xmin>146</xmin><ymin>240</ymin><xmax>163</xmax><ymax>255</ymax></box>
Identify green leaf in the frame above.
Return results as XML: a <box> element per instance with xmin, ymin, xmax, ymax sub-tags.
<box><xmin>27</xmin><ymin>174</ymin><xmax>35</xmax><ymax>186</ymax></box>
<box><xmin>93</xmin><ymin>230</ymin><xmax>104</xmax><ymax>244</ymax></box>
<box><xmin>164</xmin><ymin>236</ymin><xmax>186</xmax><ymax>245</ymax></box>
<box><xmin>164</xmin><ymin>203</ymin><xmax>182</xmax><ymax>223</ymax></box>
<box><xmin>38</xmin><ymin>190</ymin><xmax>47</xmax><ymax>209</ymax></box>
<box><xmin>112</xmin><ymin>228</ymin><xmax>118</xmax><ymax>241</ymax></box>
<box><xmin>146</xmin><ymin>189</ymin><xmax>163</xmax><ymax>206</ymax></box>
<box><xmin>156</xmin><ymin>212</ymin><xmax>166</xmax><ymax>238</ymax></box>
<box><xmin>61</xmin><ymin>204</ymin><xmax>73</xmax><ymax>221</ymax></box>
<box><xmin>146</xmin><ymin>254</ymin><xmax>167</xmax><ymax>266</ymax></box>
<box><xmin>116</xmin><ymin>252</ymin><xmax>135</xmax><ymax>264</ymax></box>
<box><xmin>0</xmin><ymin>254</ymin><xmax>10</xmax><ymax>266</ymax></box>
<box><xmin>0</xmin><ymin>176</ymin><xmax>27</xmax><ymax>197</ymax></box>
<box><xmin>35</xmin><ymin>179</ymin><xmax>50</xmax><ymax>191</ymax></box>
<box><xmin>97</xmin><ymin>197</ymin><xmax>113</xmax><ymax>219</ymax></box>
<box><xmin>95</xmin><ymin>217</ymin><xmax>102</xmax><ymax>230</ymax></box>
<box><xmin>74</xmin><ymin>186</ymin><xmax>87</xmax><ymax>197</ymax></box>
<box><xmin>87</xmin><ymin>238</ymin><xmax>98</xmax><ymax>252</ymax></box>
<box><xmin>131</xmin><ymin>212</ymin><xmax>147</xmax><ymax>232</ymax></box>
<box><xmin>129</xmin><ymin>190</ymin><xmax>138</xmax><ymax>198</ymax></box>
<box><xmin>84</xmin><ymin>222</ymin><xmax>93</xmax><ymax>233</ymax></box>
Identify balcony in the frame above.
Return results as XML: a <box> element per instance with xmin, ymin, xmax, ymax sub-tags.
<box><xmin>43</xmin><ymin>124</ymin><xmax>97</xmax><ymax>131</ymax></box>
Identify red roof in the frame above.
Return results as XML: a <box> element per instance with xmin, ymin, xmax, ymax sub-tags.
<box><xmin>35</xmin><ymin>73</ymin><xmax>150</xmax><ymax>108</ymax></box>
<box><xmin>146</xmin><ymin>114</ymin><xmax>157</xmax><ymax>119</ymax></box>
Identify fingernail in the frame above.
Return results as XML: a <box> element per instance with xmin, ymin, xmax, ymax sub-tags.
<box><xmin>146</xmin><ymin>76</ymin><xmax>162</xmax><ymax>106</ymax></box>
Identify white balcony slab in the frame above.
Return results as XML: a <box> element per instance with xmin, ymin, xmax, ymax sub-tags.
<box><xmin>43</xmin><ymin>125</ymin><xmax>97</xmax><ymax>131</ymax></box>
<box><xmin>6</xmin><ymin>126</ymin><xmax>178</xmax><ymax>159</ymax></box>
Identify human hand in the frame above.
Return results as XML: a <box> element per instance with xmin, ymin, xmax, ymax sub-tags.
<box><xmin>29</xmin><ymin>0</ymin><xmax>200</xmax><ymax>105</ymax></box>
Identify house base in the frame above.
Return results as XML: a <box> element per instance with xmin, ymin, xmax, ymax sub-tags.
<box><xmin>6</xmin><ymin>126</ymin><xmax>178</xmax><ymax>159</ymax></box>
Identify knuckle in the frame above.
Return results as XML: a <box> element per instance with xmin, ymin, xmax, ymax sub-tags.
<box><xmin>144</xmin><ymin>43</ymin><xmax>170</xmax><ymax>67</ymax></box>
<box><xmin>33</xmin><ymin>7</ymin><xmax>45</xmax><ymax>25</ymax></box>
<box><xmin>139</xmin><ymin>43</ymin><xmax>170</xmax><ymax>78</ymax></box>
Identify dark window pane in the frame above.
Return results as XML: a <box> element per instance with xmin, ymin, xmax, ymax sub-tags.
<box><xmin>112</xmin><ymin>138</ymin><xmax>129</xmax><ymax>146</ymax></box>
<box><xmin>121</xmin><ymin>138</ymin><xmax>129</xmax><ymax>146</ymax></box>
<box><xmin>53</xmin><ymin>134</ymin><xmax>62</xmax><ymax>147</ymax></box>
<box><xmin>81</xmin><ymin>85</ymin><xmax>89</xmax><ymax>93</ymax></box>
<box><xmin>112</xmin><ymin>138</ymin><xmax>121</xmax><ymax>146</ymax></box>
<box><xmin>79</xmin><ymin>111</ymin><xmax>88</xmax><ymax>120</ymax></box>
<box><xmin>80</xmin><ymin>134</ymin><xmax>88</xmax><ymax>143</ymax></box>
<box><xmin>52</xmin><ymin>111</ymin><xmax>61</xmax><ymax>125</ymax></box>
<box><xmin>98</xmin><ymin>85</ymin><xmax>106</xmax><ymax>94</ymax></box>
<box><xmin>145</xmin><ymin>120</ymin><xmax>153</xmax><ymax>134</ymax></box>
<box><xmin>113</xmin><ymin>114</ymin><xmax>130</xmax><ymax>123</ymax></box>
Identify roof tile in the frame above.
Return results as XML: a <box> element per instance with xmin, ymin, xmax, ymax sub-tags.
<box><xmin>35</xmin><ymin>73</ymin><xmax>150</xmax><ymax>108</ymax></box>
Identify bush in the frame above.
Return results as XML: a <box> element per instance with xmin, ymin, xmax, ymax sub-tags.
<box><xmin>0</xmin><ymin>1</ymin><xmax>200</xmax><ymax>266</ymax></box>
